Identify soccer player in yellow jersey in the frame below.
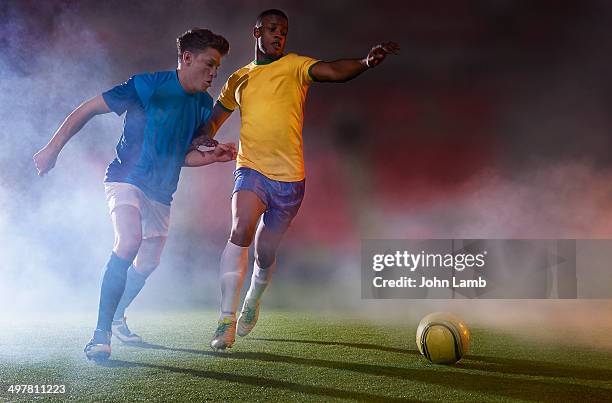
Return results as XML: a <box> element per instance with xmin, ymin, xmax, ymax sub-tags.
<box><xmin>187</xmin><ymin>9</ymin><xmax>398</xmax><ymax>349</ymax></box>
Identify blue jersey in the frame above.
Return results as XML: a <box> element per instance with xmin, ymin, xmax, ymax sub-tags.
<box><xmin>102</xmin><ymin>71</ymin><xmax>213</xmax><ymax>205</ymax></box>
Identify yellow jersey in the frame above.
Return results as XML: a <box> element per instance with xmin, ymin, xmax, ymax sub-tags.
<box><xmin>217</xmin><ymin>53</ymin><xmax>319</xmax><ymax>181</ymax></box>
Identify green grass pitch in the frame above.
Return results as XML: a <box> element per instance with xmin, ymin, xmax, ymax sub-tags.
<box><xmin>1</xmin><ymin>311</ymin><xmax>611</xmax><ymax>402</ymax></box>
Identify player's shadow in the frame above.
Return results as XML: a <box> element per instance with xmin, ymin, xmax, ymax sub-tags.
<box><xmin>461</xmin><ymin>353</ymin><xmax>612</xmax><ymax>381</ymax></box>
<box><xmin>252</xmin><ymin>337</ymin><xmax>612</xmax><ymax>381</ymax></box>
<box><xmin>251</xmin><ymin>337</ymin><xmax>419</xmax><ymax>355</ymax></box>
<box><xmin>124</xmin><ymin>341</ymin><xmax>612</xmax><ymax>401</ymax></box>
<box><xmin>98</xmin><ymin>358</ymin><xmax>416</xmax><ymax>402</ymax></box>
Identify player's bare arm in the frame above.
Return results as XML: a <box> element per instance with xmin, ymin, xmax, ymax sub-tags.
<box><xmin>191</xmin><ymin>103</ymin><xmax>233</xmax><ymax>148</ymax></box>
<box><xmin>310</xmin><ymin>41</ymin><xmax>400</xmax><ymax>83</ymax></box>
<box><xmin>184</xmin><ymin>142</ymin><xmax>237</xmax><ymax>167</ymax></box>
<box><xmin>33</xmin><ymin>95</ymin><xmax>111</xmax><ymax>176</ymax></box>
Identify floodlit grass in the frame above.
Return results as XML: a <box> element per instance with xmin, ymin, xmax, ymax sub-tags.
<box><xmin>1</xmin><ymin>311</ymin><xmax>611</xmax><ymax>402</ymax></box>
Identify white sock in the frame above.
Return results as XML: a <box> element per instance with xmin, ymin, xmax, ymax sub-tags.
<box><xmin>219</xmin><ymin>241</ymin><xmax>248</xmax><ymax>320</ymax></box>
<box><xmin>244</xmin><ymin>259</ymin><xmax>276</xmax><ymax>306</ymax></box>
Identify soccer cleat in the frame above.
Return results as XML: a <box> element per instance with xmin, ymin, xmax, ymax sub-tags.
<box><xmin>237</xmin><ymin>300</ymin><xmax>260</xmax><ymax>337</ymax></box>
<box><xmin>84</xmin><ymin>330</ymin><xmax>112</xmax><ymax>361</ymax></box>
<box><xmin>112</xmin><ymin>316</ymin><xmax>143</xmax><ymax>343</ymax></box>
<box><xmin>210</xmin><ymin>317</ymin><xmax>237</xmax><ymax>350</ymax></box>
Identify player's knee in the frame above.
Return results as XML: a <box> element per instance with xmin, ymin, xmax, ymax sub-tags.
<box><xmin>115</xmin><ymin>234</ymin><xmax>142</xmax><ymax>260</ymax></box>
<box><xmin>255</xmin><ymin>253</ymin><xmax>275</xmax><ymax>269</ymax></box>
<box><xmin>134</xmin><ymin>258</ymin><xmax>159</xmax><ymax>277</ymax></box>
<box><xmin>230</xmin><ymin>222</ymin><xmax>255</xmax><ymax>247</ymax></box>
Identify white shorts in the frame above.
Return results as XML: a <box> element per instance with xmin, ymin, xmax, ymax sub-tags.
<box><xmin>104</xmin><ymin>182</ymin><xmax>171</xmax><ymax>239</ymax></box>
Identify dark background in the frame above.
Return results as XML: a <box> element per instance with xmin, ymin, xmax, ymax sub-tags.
<box><xmin>1</xmin><ymin>0</ymin><xmax>612</xmax><ymax>312</ymax></box>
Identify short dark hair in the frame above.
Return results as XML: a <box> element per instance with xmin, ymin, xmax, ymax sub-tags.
<box><xmin>255</xmin><ymin>9</ymin><xmax>288</xmax><ymax>27</ymax></box>
<box><xmin>176</xmin><ymin>28</ymin><xmax>229</xmax><ymax>58</ymax></box>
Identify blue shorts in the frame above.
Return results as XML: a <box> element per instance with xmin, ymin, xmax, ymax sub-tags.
<box><xmin>233</xmin><ymin>167</ymin><xmax>305</xmax><ymax>232</ymax></box>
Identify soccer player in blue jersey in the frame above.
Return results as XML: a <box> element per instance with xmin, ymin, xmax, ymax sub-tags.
<box><xmin>33</xmin><ymin>29</ymin><xmax>235</xmax><ymax>361</ymax></box>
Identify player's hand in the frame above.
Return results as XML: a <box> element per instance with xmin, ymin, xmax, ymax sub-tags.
<box><xmin>365</xmin><ymin>42</ymin><xmax>400</xmax><ymax>68</ymax></box>
<box><xmin>212</xmin><ymin>142</ymin><xmax>237</xmax><ymax>162</ymax></box>
<box><xmin>33</xmin><ymin>146</ymin><xmax>59</xmax><ymax>176</ymax></box>
<box><xmin>192</xmin><ymin>135</ymin><xmax>219</xmax><ymax>148</ymax></box>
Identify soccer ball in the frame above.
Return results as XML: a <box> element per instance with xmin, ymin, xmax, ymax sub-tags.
<box><xmin>415</xmin><ymin>312</ymin><xmax>470</xmax><ymax>365</ymax></box>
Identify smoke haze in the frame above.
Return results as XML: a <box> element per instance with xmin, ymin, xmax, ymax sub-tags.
<box><xmin>1</xmin><ymin>1</ymin><xmax>611</xmax><ymax>347</ymax></box>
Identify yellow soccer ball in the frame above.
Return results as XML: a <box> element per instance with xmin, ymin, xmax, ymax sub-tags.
<box><xmin>416</xmin><ymin>312</ymin><xmax>470</xmax><ymax>364</ymax></box>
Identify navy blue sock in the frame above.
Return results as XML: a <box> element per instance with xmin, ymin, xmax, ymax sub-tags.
<box><xmin>95</xmin><ymin>252</ymin><xmax>133</xmax><ymax>332</ymax></box>
<box><xmin>113</xmin><ymin>265</ymin><xmax>149</xmax><ymax>321</ymax></box>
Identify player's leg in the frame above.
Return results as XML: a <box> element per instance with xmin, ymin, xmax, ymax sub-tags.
<box><xmin>112</xmin><ymin>236</ymin><xmax>166</xmax><ymax>343</ymax></box>
<box><xmin>211</xmin><ymin>189</ymin><xmax>266</xmax><ymax>350</ymax></box>
<box><xmin>85</xmin><ymin>203</ymin><xmax>142</xmax><ymax>360</ymax></box>
<box><xmin>237</xmin><ymin>179</ymin><xmax>305</xmax><ymax>337</ymax></box>
<box><xmin>236</xmin><ymin>220</ymin><xmax>284</xmax><ymax>336</ymax></box>
<box><xmin>221</xmin><ymin>190</ymin><xmax>266</xmax><ymax>316</ymax></box>
<box><xmin>112</xmin><ymin>194</ymin><xmax>170</xmax><ymax>343</ymax></box>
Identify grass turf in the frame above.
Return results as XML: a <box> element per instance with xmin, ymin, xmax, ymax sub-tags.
<box><xmin>1</xmin><ymin>311</ymin><xmax>611</xmax><ymax>402</ymax></box>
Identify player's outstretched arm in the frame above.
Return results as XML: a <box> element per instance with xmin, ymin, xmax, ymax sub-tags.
<box><xmin>191</xmin><ymin>103</ymin><xmax>233</xmax><ymax>148</ymax></box>
<box><xmin>184</xmin><ymin>142</ymin><xmax>237</xmax><ymax>167</ymax></box>
<box><xmin>33</xmin><ymin>95</ymin><xmax>111</xmax><ymax>176</ymax></box>
<box><xmin>310</xmin><ymin>42</ymin><xmax>400</xmax><ymax>83</ymax></box>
